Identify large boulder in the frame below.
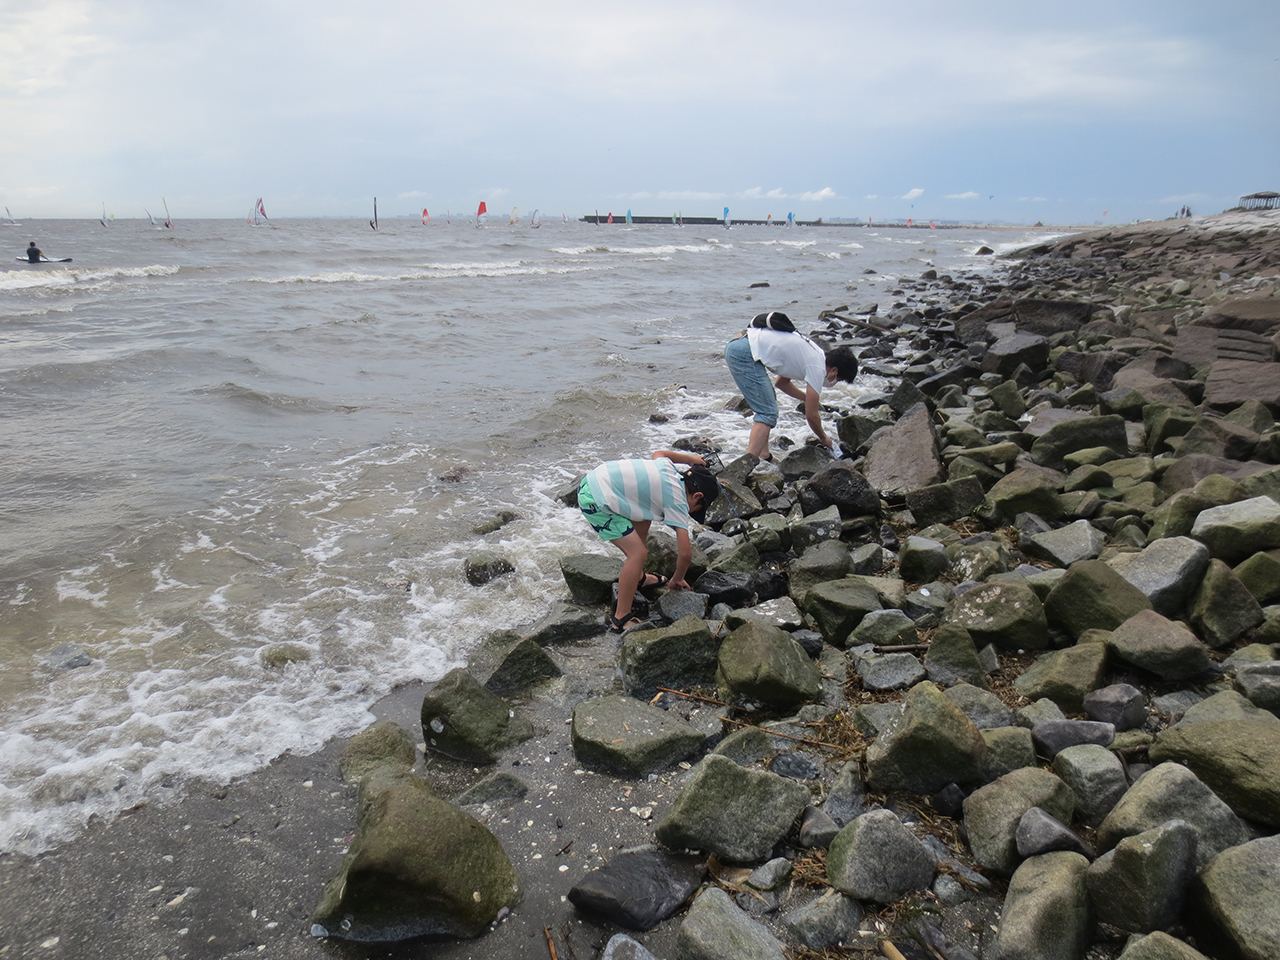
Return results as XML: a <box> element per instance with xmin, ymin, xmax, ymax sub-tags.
<box><xmin>1188</xmin><ymin>559</ymin><xmax>1265</xmax><ymax>648</ymax></box>
<box><xmin>655</xmin><ymin>754</ymin><xmax>810</xmax><ymax>862</ymax></box>
<box><xmin>983</xmin><ymin>332</ymin><xmax>1050</xmax><ymax>377</ymax></box>
<box><xmin>963</xmin><ymin>767</ymin><xmax>1076</xmax><ymax>874</ymax></box>
<box><xmin>865</xmin><ymin>681</ymin><xmax>987</xmax><ymax>793</ymax></box>
<box><xmin>1149</xmin><ymin>720</ymin><xmax>1280</xmax><ymax>827</ymax></box>
<box><xmin>1044</xmin><ymin>560</ymin><xmax>1153</xmax><ymax>638</ymax></box>
<box><xmin>568</xmin><ymin>850</ymin><xmax>706</xmax><ymax>931</ymax></box>
<box><xmin>559</xmin><ymin>553</ymin><xmax>624</xmax><ymax>603</ymax></box>
<box><xmin>1203</xmin><ymin>359</ymin><xmax>1280</xmax><ymax>414</ymax></box>
<box><xmin>1193</xmin><ymin>836</ymin><xmax>1280</xmax><ymax>960</ymax></box>
<box><xmin>1087</xmin><ymin>820</ymin><xmax>1198</xmax><ymax>935</ymax></box>
<box><xmin>862</xmin><ymin>402</ymin><xmax>944</xmax><ymax>498</ymax></box>
<box><xmin>470</xmin><ymin>631</ymin><xmax>563</xmax><ymax>694</ymax></box>
<box><xmin>572</xmin><ymin>696</ymin><xmax>706</xmax><ymax>777</ymax></box>
<box><xmin>786</xmin><ymin>540</ymin><xmax>853</xmax><ymax>602</ymax></box>
<box><xmin>1013</xmin><ymin>643</ymin><xmax>1109</xmax><ymax>712</ymax></box>
<box><xmin>1190</xmin><ymin>495</ymin><xmax>1280</xmax><ymax>564</ymax></box>
<box><xmin>312</xmin><ymin>775</ymin><xmax>521</xmax><ymax>941</ymax></box>
<box><xmin>1031</xmin><ymin>414</ymin><xmax>1130</xmax><ymax>469</ymax></box>
<box><xmin>804</xmin><ymin>461</ymin><xmax>881</xmax><ymax>517</ymax></box>
<box><xmin>675</xmin><ymin>886</ymin><xmax>786</xmax><ymax>960</ymax></box>
<box><xmin>802</xmin><ymin>578</ymin><xmax>883</xmax><ymax>646</ymax></box>
<box><xmin>905</xmin><ymin>476</ymin><xmax>985</xmax><ymax>526</ymax></box>
<box><xmin>1117</xmin><ymin>933</ymin><xmax>1211</xmax><ymax>960</ymax></box>
<box><xmin>1107</xmin><ymin>537</ymin><xmax>1211</xmax><ymax>618</ymax></box>
<box><xmin>944</xmin><ymin>579</ymin><xmax>1049</xmax><ymax>652</ymax></box>
<box><xmin>340</xmin><ymin>721</ymin><xmax>417</xmax><ymax>784</ymax></box>
<box><xmin>1097</xmin><ymin>763</ymin><xmax>1249</xmax><ymax>871</ymax></box>
<box><xmin>1022</xmin><ymin>519</ymin><xmax>1107</xmax><ymax>567</ymax></box>
<box><xmin>825</xmin><ymin>810</ymin><xmax>936</xmax><ymax>903</ymax></box>
<box><xmin>992</xmin><ymin>852</ymin><xmax>1092</xmax><ymax>960</ymax></box>
<box><xmin>420</xmin><ymin>669</ymin><xmax>534</xmax><ymax>764</ymax></box>
<box><xmin>716</xmin><ymin>621</ymin><xmax>821</xmax><ymax>710</ymax></box>
<box><xmin>619</xmin><ymin>616</ymin><xmax>721</xmax><ymax>695</ymax></box>
<box><xmin>1107</xmin><ymin>610</ymin><xmax>1211</xmax><ymax>680</ymax></box>
<box><xmin>981</xmin><ymin>466</ymin><xmax>1065</xmax><ymax>524</ymax></box>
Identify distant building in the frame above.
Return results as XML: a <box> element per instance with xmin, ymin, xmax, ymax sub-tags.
<box><xmin>1239</xmin><ymin>191</ymin><xmax>1280</xmax><ymax>210</ymax></box>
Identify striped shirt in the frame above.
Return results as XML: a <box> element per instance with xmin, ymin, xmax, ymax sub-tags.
<box><xmin>583</xmin><ymin>457</ymin><xmax>693</xmax><ymax>530</ymax></box>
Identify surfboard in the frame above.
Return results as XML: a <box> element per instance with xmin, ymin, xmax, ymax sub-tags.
<box><xmin>15</xmin><ymin>257</ymin><xmax>73</xmax><ymax>263</ymax></box>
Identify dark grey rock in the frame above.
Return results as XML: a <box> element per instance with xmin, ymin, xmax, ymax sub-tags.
<box><xmin>1051</xmin><ymin>744</ymin><xmax>1128</xmax><ymax>827</ymax></box>
<box><xmin>853</xmin><ymin>651</ymin><xmax>926</xmax><ymax>691</ymax></box>
<box><xmin>1023</xmin><ymin>519</ymin><xmax>1107</xmax><ymax>568</ymax></box>
<box><xmin>943</xmin><ymin>682</ymin><xmax>1014</xmax><ymax>729</ymax></box>
<box><xmin>420</xmin><ymin>668</ymin><xmax>534</xmax><ymax>764</ymax></box>
<box><xmin>1015</xmin><ymin>806</ymin><xmax>1095</xmax><ymax>859</ymax></box>
<box><xmin>559</xmin><ymin>553</ymin><xmax>623</xmax><ymax>603</ymax></box>
<box><xmin>1194</xmin><ymin>835</ymin><xmax>1280</xmax><ymax>960</ymax></box>
<box><xmin>783</xmin><ymin>890</ymin><xmax>863</xmax><ymax>950</ymax></box>
<box><xmin>1086</xmin><ymin>820</ymin><xmax>1197</xmax><ymax>934</ymax></box>
<box><xmin>992</xmin><ymin>852</ymin><xmax>1091</xmax><ymax>960</ymax></box>
<box><xmin>465</xmin><ymin>550</ymin><xmax>515</xmax><ymax>586</ymax></box>
<box><xmin>454</xmin><ymin>771</ymin><xmax>529</xmax><ymax>806</ymax></box>
<box><xmin>963</xmin><ymin>767</ymin><xmax>1077</xmax><ymax>873</ymax></box>
<box><xmin>568</xmin><ymin>849</ymin><xmax>706</xmax><ymax>931</ymax></box>
<box><xmin>798</xmin><ymin>805</ymin><xmax>841</xmax><ymax>848</ymax></box>
<box><xmin>1084</xmin><ymin>683</ymin><xmax>1147</xmax><ymax>731</ymax></box>
<box><xmin>525</xmin><ymin>601</ymin><xmax>608</xmax><ymax>645</ymax></box>
<box><xmin>769</xmin><ymin>752</ymin><xmax>820</xmax><ymax>781</ymax></box>
<box><xmin>692</xmin><ymin>570</ymin><xmax>755</xmax><ymax>607</ymax></box>
<box><xmin>821</xmin><ymin>762</ymin><xmax>868</xmax><ymax>827</ymax></box>
<box><xmin>601</xmin><ymin>934</ymin><xmax>661</xmax><ymax>960</ymax></box>
<box><xmin>572</xmin><ymin>695</ymin><xmax>706</xmax><ymax>777</ymax></box>
<box><xmin>1031</xmin><ymin>719</ymin><xmax>1115</xmax><ymax>758</ymax></box>
<box><xmin>1108</xmin><ymin>610</ymin><xmax>1211</xmax><ymax>680</ymax></box>
<box><xmin>826</xmin><ymin>809</ymin><xmax>936</xmax><ymax>902</ymax></box>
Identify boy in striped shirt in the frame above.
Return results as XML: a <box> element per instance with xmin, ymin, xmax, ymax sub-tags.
<box><xmin>578</xmin><ymin>450</ymin><xmax>721</xmax><ymax>633</ymax></box>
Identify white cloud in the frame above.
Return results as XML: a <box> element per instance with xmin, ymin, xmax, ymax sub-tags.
<box><xmin>737</xmin><ymin>186</ymin><xmax>835</xmax><ymax>202</ymax></box>
<box><xmin>947</xmin><ymin>191</ymin><xmax>979</xmax><ymax>200</ymax></box>
<box><xmin>865</xmin><ymin>194</ymin><xmax>878</xmax><ymax>200</ymax></box>
<box><xmin>656</xmin><ymin>190</ymin><xmax>722</xmax><ymax>202</ymax></box>
<box><xmin>799</xmin><ymin>187</ymin><xmax>836</xmax><ymax>202</ymax></box>
<box><xmin>902</xmin><ymin>188</ymin><xmax>924</xmax><ymax>201</ymax></box>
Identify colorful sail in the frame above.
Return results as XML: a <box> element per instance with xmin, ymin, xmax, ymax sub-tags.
<box><xmin>146</xmin><ymin>209</ymin><xmax>156</xmax><ymax>226</ymax></box>
<box><xmin>531</xmin><ymin>209</ymin><xmax>540</xmax><ymax>228</ymax></box>
<box><xmin>672</xmin><ymin>212</ymin><xmax>678</xmax><ymax>225</ymax></box>
<box><xmin>163</xmin><ymin>198</ymin><xmax>173</xmax><ymax>229</ymax></box>
<box><xmin>478</xmin><ymin>201</ymin><xmax>487</xmax><ymax>216</ymax></box>
<box><xmin>258</xmin><ymin>199</ymin><xmax>268</xmax><ymax>220</ymax></box>
<box><xmin>766</xmin><ymin>214</ymin><xmax>772</xmax><ymax>226</ymax></box>
<box><xmin>422</xmin><ymin>208</ymin><xmax>429</xmax><ymax>224</ymax></box>
<box><xmin>787</xmin><ymin>212</ymin><xmax>795</xmax><ymax>227</ymax></box>
<box><xmin>625</xmin><ymin>209</ymin><xmax>632</xmax><ymax>225</ymax></box>
<box><xmin>723</xmin><ymin>207</ymin><xmax>731</xmax><ymax>229</ymax></box>
<box><xmin>606</xmin><ymin>212</ymin><xmax>613</xmax><ymax>224</ymax></box>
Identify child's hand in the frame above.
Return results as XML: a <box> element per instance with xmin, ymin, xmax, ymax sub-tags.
<box><xmin>669</xmin><ymin>578</ymin><xmax>691</xmax><ymax>591</ymax></box>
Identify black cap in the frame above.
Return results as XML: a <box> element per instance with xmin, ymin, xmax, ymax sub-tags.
<box><xmin>684</xmin><ymin>464</ymin><xmax>721</xmax><ymax>524</ymax></box>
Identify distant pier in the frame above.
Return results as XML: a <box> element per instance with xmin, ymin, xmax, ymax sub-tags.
<box><xmin>578</xmin><ymin>215</ymin><xmax>973</xmax><ymax>229</ymax></box>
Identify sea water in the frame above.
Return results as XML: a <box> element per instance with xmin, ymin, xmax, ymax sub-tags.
<box><xmin>0</xmin><ymin>217</ymin><xmax>1049</xmax><ymax>853</ymax></box>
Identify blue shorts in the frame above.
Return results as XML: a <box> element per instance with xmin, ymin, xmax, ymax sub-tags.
<box><xmin>578</xmin><ymin>478</ymin><xmax>634</xmax><ymax>541</ymax></box>
<box><xmin>724</xmin><ymin>335</ymin><xmax>778</xmax><ymax>427</ymax></box>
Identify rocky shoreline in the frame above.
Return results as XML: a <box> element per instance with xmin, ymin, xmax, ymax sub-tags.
<box><xmin>4</xmin><ymin>211</ymin><xmax>1280</xmax><ymax>960</ymax></box>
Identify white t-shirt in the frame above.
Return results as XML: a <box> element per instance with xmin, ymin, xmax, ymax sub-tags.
<box><xmin>746</xmin><ymin>328</ymin><xmax>828</xmax><ymax>393</ymax></box>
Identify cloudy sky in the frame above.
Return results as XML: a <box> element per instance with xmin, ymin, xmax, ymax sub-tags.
<box><xmin>2</xmin><ymin>0</ymin><xmax>1276</xmax><ymax>224</ymax></box>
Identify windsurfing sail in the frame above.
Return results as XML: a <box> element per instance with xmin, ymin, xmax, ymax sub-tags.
<box><xmin>723</xmin><ymin>207</ymin><xmax>731</xmax><ymax>229</ymax></box>
<box><xmin>766</xmin><ymin>214</ymin><xmax>773</xmax><ymax>226</ymax></box>
<box><xmin>422</xmin><ymin>208</ymin><xmax>429</xmax><ymax>224</ymax></box>
<box><xmin>100</xmin><ymin>202</ymin><xmax>108</xmax><ymax>227</ymax></box>
<box><xmin>531</xmin><ymin>209</ymin><xmax>540</xmax><ymax>228</ymax></box>
<box><xmin>146</xmin><ymin>209</ymin><xmax>156</xmax><ymax>226</ymax></box>
<box><xmin>606</xmin><ymin>212</ymin><xmax>613</xmax><ymax>224</ymax></box>
<box><xmin>509</xmin><ymin>207</ymin><xmax>519</xmax><ymax>225</ymax></box>
<box><xmin>625</xmin><ymin>209</ymin><xmax>632</xmax><ymax>225</ymax></box>
<box><xmin>4</xmin><ymin>206</ymin><xmax>19</xmax><ymax>225</ymax></box>
<box><xmin>249</xmin><ymin>198</ymin><xmax>267</xmax><ymax>226</ymax></box>
<box><xmin>163</xmin><ymin>198</ymin><xmax>173</xmax><ymax>229</ymax></box>
<box><xmin>672</xmin><ymin>212</ymin><xmax>678</xmax><ymax>226</ymax></box>
<box><xmin>258</xmin><ymin>198</ymin><xmax>268</xmax><ymax>221</ymax></box>
<box><xmin>476</xmin><ymin>201</ymin><xmax>487</xmax><ymax>225</ymax></box>
<box><xmin>370</xmin><ymin>197</ymin><xmax>379</xmax><ymax>231</ymax></box>
<box><xmin>787</xmin><ymin>212</ymin><xmax>795</xmax><ymax>227</ymax></box>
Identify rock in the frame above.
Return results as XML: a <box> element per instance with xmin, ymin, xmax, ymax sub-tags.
<box><xmin>601</xmin><ymin>934</ymin><xmax>662</xmax><ymax>960</ymax></box>
<box><xmin>1032</xmin><ymin>719</ymin><xmax>1115</xmax><ymax>758</ymax></box>
<box><xmin>1193</xmin><ymin>836</ymin><xmax>1280</xmax><ymax>960</ymax></box>
<box><xmin>786</xmin><ymin>540</ymin><xmax>853</xmax><ymax>602</ymax></box>
<box><xmin>853</xmin><ymin>650</ymin><xmax>926</xmax><ymax>691</ymax></box>
<box><xmin>1023</xmin><ymin>519</ymin><xmax>1107</xmax><ymax>567</ymax></box>
<box><xmin>1234</xmin><ymin>550</ymin><xmax>1280</xmax><ymax>604</ymax></box>
<box><xmin>984</xmin><ymin>332</ymin><xmax>1050</xmax><ymax>377</ymax></box>
<box><xmin>798</xmin><ymin>805</ymin><xmax>840</xmax><ymax>848</ymax></box>
<box><xmin>923</xmin><ymin>622</ymin><xmax>987</xmax><ymax>687</ymax></box>
<box><xmin>944</xmin><ymin>579</ymin><xmax>1049</xmax><ymax>651</ymax></box>
<box><xmin>311</xmin><ymin>776</ymin><xmax>521</xmax><ymax>941</ymax></box>
<box><xmin>44</xmin><ymin>642</ymin><xmax>92</xmax><ymax>670</ymax></box>
<box><xmin>259</xmin><ymin>642</ymin><xmax>311</xmax><ymax>668</ymax></box>
<box><xmin>1117</xmin><ymin>932</ymin><xmax>1211</xmax><ymax>960</ymax></box>
<box><xmin>992</xmin><ymin>852</ymin><xmax>1091</xmax><ymax>960</ymax></box>
<box><xmin>1044</xmin><ymin>559</ymin><xmax>1153</xmax><ymax>639</ymax></box>
<box><xmin>1083</xmin><ymin>683</ymin><xmax>1147</xmax><ymax>731</ymax></box>
<box><xmin>420</xmin><ymin>669</ymin><xmax>534</xmax><ymax>764</ymax></box>
<box><xmin>905</xmin><ymin>476</ymin><xmax>986</xmax><ymax>526</ymax></box>
<box><xmin>1015</xmin><ymin>807</ymin><xmax>1095</xmax><ymax>858</ymax></box>
<box><xmin>1014</xmin><ymin>643</ymin><xmax>1109</xmax><ymax>712</ymax></box>
<box><xmin>981</xmin><ymin>466</ymin><xmax>1065</xmax><ymax>524</ymax></box>
<box><xmin>803</xmin><ymin>461</ymin><xmax>881</xmax><ymax>517</ymax></box>
<box><xmin>692</xmin><ymin>570</ymin><xmax>754</xmax><ymax>607</ymax></box>
<box><xmin>655</xmin><ymin>754</ymin><xmax>810</xmax><ymax>862</ymax></box>
<box><xmin>1191</xmin><ymin>495</ymin><xmax>1280</xmax><ymax>564</ymax></box>
<box><xmin>898</xmin><ymin>536</ymin><xmax>950</xmax><ymax>582</ymax></box>
<box><xmin>658</xmin><ymin>590</ymin><xmax>711</xmax><ymax>622</ymax></box>
<box><xmin>770</xmin><ymin>751</ymin><xmax>820</xmax><ymax>781</ymax></box>
<box><xmin>1031</xmin><ymin>414</ymin><xmax>1130</xmax><ymax>469</ymax></box>
<box><xmin>850</xmin><ymin>607</ymin><xmax>918</xmax><ymax>647</ymax></box>
<box><xmin>1176</xmin><ymin>689</ymin><xmax>1280</xmax><ymax>727</ymax></box>
<box><xmin>1204</xmin><ymin>359</ymin><xmax>1280</xmax><ymax>414</ymax></box>
<box><xmin>525</xmin><ymin>602</ymin><xmax>608</xmax><ymax>645</ymax></box>
<box><xmin>746</xmin><ymin>856</ymin><xmax>793</xmax><ymax>891</ymax></box>
<box><xmin>710</xmin><ymin>725</ymin><xmax>771</xmax><ymax>765</ymax></box>
<box><xmin>783</xmin><ymin>889</ymin><xmax>863</xmax><ymax>950</ymax></box>
<box><xmin>470</xmin><ymin>631</ymin><xmax>563</xmax><ymax>694</ymax></box>
<box><xmin>1107</xmin><ymin>610</ymin><xmax>1211</xmax><ymax>680</ymax></box>
<box><xmin>676</xmin><ymin>886</ymin><xmax>786</xmax><ymax>960</ymax></box>
<box><xmin>862</xmin><ymin>403</ymin><xmax>944</xmax><ymax>498</ymax></box>
<box><xmin>724</xmin><ymin>596</ymin><xmax>804</xmax><ymax>633</ymax></box>
<box><xmin>1051</xmin><ymin>744</ymin><xmax>1128</xmax><ymax>827</ymax></box>
<box><xmin>778</xmin><ymin>444</ymin><xmax>834</xmax><ymax>481</ymax></box>
<box><xmin>1154</xmin><ymin>689</ymin><xmax>1204</xmax><ymax>722</ymax></box>
<box><xmin>619</xmin><ymin>616</ymin><xmax>721</xmax><ymax>695</ymax></box>
<box><xmin>803</xmin><ymin>578</ymin><xmax>882</xmax><ymax>646</ymax></box>
<box><xmin>340</xmin><ymin>721</ymin><xmax>417</xmax><ymax>783</ymax></box>
<box><xmin>1189</xmin><ymin>559</ymin><xmax>1265</xmax><ymax>648</ymax></box>
<box><xmin>572</xmin><ymin>696</ymin><xmax>706</xmax><ymax>777</ymax></box>
<box><xmin>1097</xmin><ymin>762</ymin><xmax>1249</xmax><ymax>871</ymax></box>
<box><xmin>943</xmin><ymin>682</ymin><xmax>1014</xmax><ymax>728</ymax></box>
<box><xmin>963</xmin><ymin>767</ymin><xmax>1076</xmax><ymax>873</ymax></box>
<box><xmin>1087</xmin><ymin>820</ymin><xmax>1197</xmax><ymax>935</ymax></box>
<box><xmin>1237</xmin><ymin>661</ymin><xmax>1280</xmax><ymax>713</ymax></box>
<box><xmin>465</xmin><ymin>551</ymin><xmax>515</xmax><ymax>586</ymax></box>
<box><xmin>716</xmin><ymin>621</ymin><xmax>821</xmax><ymax>710</ymax></box>
<box><xmin>821</xmin><ymin>761</ymin><xmax>869</xmax><ymax>827</ymax></box>
<box><xmin>568</xmin><ymin>849</ymin><xmax>705</xmax><ymax>931</ymax></box>
<box><xmin>1017</xmin><ymin>698</ymin><xmax>1067</xmax><ymax>728</ymax></box>
<box><xmin>865</xmin><ymin>680</ymin><xmax>987</xmax><ymax>793</ymax></box>
<box><xmin>1149</xmin><ymin>719</ymin><xmax>1280</xmax><ymax>827</ymax></box>
<box><xmin>454</xmin><ymin>772</ymin><xmax>528</xmax><ymax>806</ymax></box>
<box><xmin>826</xmin><ymin>809</ymin><xmax>936</xmax><ymax>902</ymax></box>
<box><xmin>559</xmin><ymin>553</ymin><xmax>623</xmax><ymax>603</ymax></box>
<box><xmin>980</xmin><ymin>725</ymin><xmax>1036</xmax><ymax>780</ymax></box>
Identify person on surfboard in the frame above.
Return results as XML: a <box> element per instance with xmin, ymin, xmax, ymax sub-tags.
<box><xmin>577</xmin><ymin>450</ymin><xmax>721</xmax><ymax>633</ymax></box>
<box><xmin>26</xmin><ymin>241</ymin><xmax>42</xmax><ymax>262</ymax></box>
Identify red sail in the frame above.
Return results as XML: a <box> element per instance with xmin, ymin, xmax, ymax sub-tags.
<box><xmin>477</xmin><ymin>201</ymin><xmax>487</xmax><ymax>216</ymax></box>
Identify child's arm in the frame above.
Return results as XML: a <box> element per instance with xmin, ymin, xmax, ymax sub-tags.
<box><xmin>652</xmin><ymin>450</ymin><xmax>706</xmax><ymax>467</ymax></box>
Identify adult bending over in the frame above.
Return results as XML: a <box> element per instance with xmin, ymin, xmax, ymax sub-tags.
<box><xmin>724</xmin><ymin>311</ymin><xmax>859</xmax><ymax>460</ymax></box>
<box><xmin>578</xmin><ymin>450</ymin><xmax>721</xmax><ymax>633</ymax></box>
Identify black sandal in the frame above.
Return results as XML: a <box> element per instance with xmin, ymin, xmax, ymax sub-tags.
<box><xmin>640</xmin><ymin>573</ymin><xmax>670</xmax><ymax>590</ymax></box>
<box><xmin>607</xmin><ymin>613</ymin><xmax>645</xmax><ymax>634</ymax></box>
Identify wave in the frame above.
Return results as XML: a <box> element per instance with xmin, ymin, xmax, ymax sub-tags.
<box><xmin>0</xmin><ymin>264</ymin><xmax>179</xmax><ymax>292</ymax></box>
<box><xmin>190</xmin><ymin>382</ymin><xmax>362</xmax><ymax>414</ymax></box>
<box><xmin>249</xmin><ymin>263</ymin><xmax>604</xmax><ymax>284</ymax></box>
<box><xmin>550</xmin><ymin>244</ymin><xmax>721</xmax><ymax>256</ymax></box>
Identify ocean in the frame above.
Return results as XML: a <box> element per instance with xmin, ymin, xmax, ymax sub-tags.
<box><xmin>0</xmin><ymin>216</ymin><xmax>1049</xmax><ymax>854</ymax></box>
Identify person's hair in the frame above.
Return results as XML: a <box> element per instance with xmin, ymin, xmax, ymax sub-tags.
<box><xmin>682</xmin><ymin>464</ymin><xmax>721</xmax><ymax>522</ymax></box>
<box><xmin>824</xmin><ymin>345</ymin><xmax>859</xmax><ymax>383</ymax></box>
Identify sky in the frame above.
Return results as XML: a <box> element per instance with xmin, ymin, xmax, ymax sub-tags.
<box><xmin>1</xmin><ymin>0</ymin><xmax>1277</xmax><ymax>225</ymax></box>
